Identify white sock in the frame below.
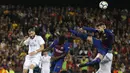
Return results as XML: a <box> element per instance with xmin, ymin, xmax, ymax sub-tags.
<box><xmin>29</xmin><ymin>69</ymin><xmax>33</xmax><ymax>73</ymax></box>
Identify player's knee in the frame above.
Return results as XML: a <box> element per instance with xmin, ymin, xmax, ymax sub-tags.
<box><xmin>29</xmin><ymin>64</ymin><xmax>35</xmax><ymax>69</ymax></box>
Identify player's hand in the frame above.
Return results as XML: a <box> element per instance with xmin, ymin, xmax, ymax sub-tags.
<box><xmin>24</xmin><ymin>36</ymin><xmax>28</xmax><ymax>40</ymax></box>
<box><xmin>29</xmin><ymin>51</ymin><xmax>37</xmax><ymax>56</ymax></box>
<box><xmin>77</xmin><ymin>28</ymin><xmax>83</xmax><ymax>31</ymax></box>
<box><xmin>51</xmin><ymin>56</ymin><xmax>59</xmax><ymax>62</ymax></box>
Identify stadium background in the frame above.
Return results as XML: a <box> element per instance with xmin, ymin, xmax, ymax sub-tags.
<box><xmin>0</xmin><ymin>0</ymin><xmax>130</xmax><ymax>73</ymax></box>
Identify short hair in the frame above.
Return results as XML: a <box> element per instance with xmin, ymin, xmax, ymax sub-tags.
<box><xmin>96</xmin><ymin>22</ymin><xmax>105</xmax><ymax>27</ymax></box>
<box><xmin>28</xmin><ymin>28</ymin><xmax>35</xmax><ymax>32</ymax></box>
<box><xmin>58</xmin><ymin>35</ymin><xmax>66</xmax><ymax>45</ymax></box>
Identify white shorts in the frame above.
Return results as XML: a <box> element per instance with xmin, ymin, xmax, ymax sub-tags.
<box><xmin>96</xmin><ymin>53</ymin><xmax>113</xmax><ymax>73</ymax></box>
<box><xmin>41</xmin><ymin>69</ymin><xmax>50</xmax><ymax>73</ymax></box>
<box><xmin>23</xmin><ymin>55</ymin><xmax>41</xmax><ymax>69</ymax></box>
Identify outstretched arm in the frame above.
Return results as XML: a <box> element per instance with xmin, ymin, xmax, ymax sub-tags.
<box><xmin>43</xmin><ymin>40</ymin><xmax>58</xmax><ymax>52</ymax></box>
<box><xmin>83</xmin><ymin>27</ymin><xmax>98</xmax><ymax>33</ymax></box>
<box><xmin>104</xmin><ymin>29</ymin><xmax>114</xmax><ymax>37</ymax></box>
<box><xmin>70</xmin><ymin>29</ymin><xmax>88</xmax><ymax>40</ymax></box>
<box><xmin>19</xmin><ymin>36</ymin><xmax>29</xmax><ymax>47</ymax></box>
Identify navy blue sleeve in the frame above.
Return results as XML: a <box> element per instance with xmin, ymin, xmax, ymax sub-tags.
<box><xmin>104</xmin><ymin>29</ymin><xmax>114</xmax><ymax>37</ymax></box>
<box><xmin>104</xmin><ymin>29</ymin><xmax>114</xmax><ymax>42</ymax></box>
<box><xmin>64</xmin><ymin>42</ymin><xmax>70</xmax><ymax>53</ymax></box>
<box><xmin>50</xmin><ymin>39</ymin><xmax>58</xmax><ymax>48</ymax></box>
<box><xmin>70</xmin><ymin>29</ymin><xmax>88</xmax><ymax>40</ymax></box>
<box><xmin>83</xmin><ymin>27</ymin><xmax>98</xmax><ymax>33</ymax></box>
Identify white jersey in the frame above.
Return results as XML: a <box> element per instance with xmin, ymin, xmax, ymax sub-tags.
<box><xmin>40</xmin><ymin>55</ymin><xmax>51</xmax><ymax>73</ymax></box>
<box><xmin>96</xmin><ymin>53</ymin><xmax>113</xmax><ymax>73</ymax></box>
<box><xmin>24</xmin><ymin>35</ymin><xmax>45</xmax><ymax>57</ymax></box>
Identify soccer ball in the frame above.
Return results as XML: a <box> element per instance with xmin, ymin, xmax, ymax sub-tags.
<box><xmin>99</xmin><ymin>1</ymin><xmax>108</xmax><ymax>9</ymax></box>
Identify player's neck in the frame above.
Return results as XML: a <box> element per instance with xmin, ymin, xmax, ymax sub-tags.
<box><xmin>30</xmin><ymin>35</ymin><xmax>36</xmax><ymax>39</ymax></box>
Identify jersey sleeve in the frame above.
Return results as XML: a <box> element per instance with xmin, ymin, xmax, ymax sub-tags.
<box><xmin>38</xmin><ymin>36</ymin><xmax>45</xmax><ymax>45</ymax></box>
<box><xmin>23</xmin><ymin>37</ymin><xmax>30</xmax><ymax>46</ymax></box>
<box><xmin>50</xmin><ymin>39</ymin><xmax>58</xmax><ymax>48</ymax></box>
<box><xmin>104</xmin><ymin>29</ymin><xmax>114</xmax><ymax>42</ymax></box>
<box><xmin>70</xmin><ymin>29</ymin><xmax>88</xmax><ymax>40</ymax></box>
<box><xmin>64</xmin><ymin>42</ymin><xmax>70</xmax><ymax>53</ymax></box>
<box><xmin>104</xmin><ymin>29</ymin><xmax>114</xmax><ymax>37</ymax></box>
<box><xmin>83</xmin><ymin>27</ymin><xmax>98</xmax><ymax>33</ymax></box>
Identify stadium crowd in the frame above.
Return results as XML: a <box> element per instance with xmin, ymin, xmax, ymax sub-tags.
<box><xmin>0</xmin><ymin>5</ymin><xmax>130</xmax><ymax>73</ymax></box>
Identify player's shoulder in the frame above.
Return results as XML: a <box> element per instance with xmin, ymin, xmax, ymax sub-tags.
<box><xmin>48</xmin><ymin>55</ymin><xmax>51</xmax><ymax>58</ymax></box>
<box><xmin>64</xmin><ymin>41</ymin><xmax>70</xmax><ymax>46</ymax></box>
<box><xmin>36</xmin><ymin>35</ymin><xmax>42</xmax><ymax>38</ymax></box>
<box><xmin>35</xmin><ymin>35</ymin><xmax>43</xmax><ymax>39</ymax></box>
<box><xmin>54</xmin><ymin>39</ymin><xmax>59</xmax><ymax>43</ymax></box>
<box><xmin>105</xmin><ymin>29</ymin><xmax>113</xmax><ymax>33</ymax></box>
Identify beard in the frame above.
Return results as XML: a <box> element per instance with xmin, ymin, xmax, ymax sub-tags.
<box><xmin>30</xmin><ymin>35</ymin><xmax>35</xmax><ymax>39</ymax></box>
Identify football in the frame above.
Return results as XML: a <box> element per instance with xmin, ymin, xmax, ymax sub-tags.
<box><xmin>99</xmin><ymin>1</ymin><xmax>108</xmax><ymax>9</ymax></box>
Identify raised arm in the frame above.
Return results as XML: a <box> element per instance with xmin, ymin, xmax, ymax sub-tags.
<box><xmin>19</xmin><ymin>36</ymin><xmax>29</xmax><ymax>47</ymax></box>
<box><xmin>83</xmin><ymin>27</ymin><xmax>98</xmax><ymax>33</ymax></box>
<box><xmin>70</xmin><ymin>29</ymin><xmax>88</xmax><ymax>40</ymax></box>
<box><xmin>43</xmin><ymin>39</ymin><xmax>58</xmax><ymax>52</ymax></box>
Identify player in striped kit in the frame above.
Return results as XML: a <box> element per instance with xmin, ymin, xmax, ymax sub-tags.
<box><xmin>70</xmin><ymin>23</ymin><xmax>114</xmax><ymax>73</ymax></box>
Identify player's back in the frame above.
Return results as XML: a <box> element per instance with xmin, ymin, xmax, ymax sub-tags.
<box><xmin>102</xmin><ymin>29</ymin><xmax>114</xmax><ymax>49</ymax></box>
<box><xmin>97</xmin><ymin>53</ymin><xmax>113</xmax><ymax>73</ymax></box>
<box><xmin>53</xmin><ymin>41</ymin><xmax>69</xmax><ymax>57</ymax></box>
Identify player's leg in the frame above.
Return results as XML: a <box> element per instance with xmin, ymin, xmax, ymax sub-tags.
<box><xmin>23</xmin><ymin>55</ymin><xmax>31</xmax><ymax>73</ymax></box>
<box><xmin>53</xmin><ymin>59</ymin><xmax>64</xmax><ymax>73</ymax></box>
<box><xmin>41</xmin><ymin>68</ymin><xmax>44</xmax><ymax>73</ymax></box>
<box><xmin>29</xmin><ymin>56</ymin><xmax>41</xmax><ymax>73</ymax></box>
<box><xmin>96</xmin><ymin>53</ymin><xmax>113</xmax><ymax>73</ymax></box>
<box><xmin>43</xmin><ymin>69</ymin><xmax>50</xmax><ymax>73</ymax></box>
<box><xmin>79</xmin><ymin>38</ymin><xmax>106</xmax><ymax>67</ymax></box>
<box><xmin>50</xmin><ymin>61</ymin><xmax>56</xmax><ymax>73</ymax></box>
<box><xmin>29</xmin><ymin>64</ymin><xmax>35</xmax><ymax>73</ymax></box>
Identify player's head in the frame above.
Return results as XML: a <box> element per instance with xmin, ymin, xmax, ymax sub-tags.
<box><xmin>96</xmin><ymin>23</ymin><xmax>106</xmax><ymax>30</ymax></box>
<box><xmin>28</xmin><ymin>28</ymin><xmax>36</xmax><ymax>39</ymax></box>
<box><xmin>58</xmin><ymin>35</ymin><xmax>66</xmax><ymax>45</ymax></box>
<box><xmin>43</xmin><ymin>52</ymin><xmax>48</xmax><ymax>56</ymax></box>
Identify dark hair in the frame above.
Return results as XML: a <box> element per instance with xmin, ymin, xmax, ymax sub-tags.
<box><xmin>58</xmin><ymin>35</ymin><xmax>66</xmax><ymax>45</ymax></box>
<box><xmin>28</xmin><ymin>28</ymin><xmax>35</xmax><ymax>32</ymax></box>
<box><xmin>96</xmin><ymin>22</ymin><xmax>105</xmax><ymax>27</ymax></box>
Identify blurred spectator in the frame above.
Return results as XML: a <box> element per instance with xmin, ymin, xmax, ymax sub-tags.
<box><xmin>80</xmin><ymin>56</ymin><xmax>89</xmax><ymax>73</ymax></box>
<box><xmin>0</xmin><ymin>64</ymin><xmax>8</xmax><ymax>73</ymax></box>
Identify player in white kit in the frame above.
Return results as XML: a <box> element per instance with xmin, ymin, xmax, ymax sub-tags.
<box><xmin>96</xmin><ymin>52</ymin><xmax>113</xmax><ymax>73</ymax></box>
<box><xmin>20</xmin><ymin>28</ymin><xmax>45</xmax><ymax>73</ymax></box>
<box><xmin>40</xmin><ymin>52</ymin><xmax>51</xmax><ymax>73</ymax></box>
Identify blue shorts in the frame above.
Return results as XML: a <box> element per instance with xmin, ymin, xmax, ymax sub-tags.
<box><xmin>92</xmin><ymin>37</ymin><xmax>108</xmax><ymax>56</ymax></box>
<box><xmin>51</xmin><ymin>59</ymin><xmax>64</xmax><ymax>73</ymax></box>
